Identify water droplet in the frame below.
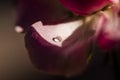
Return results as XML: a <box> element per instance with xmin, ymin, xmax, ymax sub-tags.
<box><xmin>52</xmin><ymin>36</ymin><xmax>62</xmax><ymax>42</ymax></box>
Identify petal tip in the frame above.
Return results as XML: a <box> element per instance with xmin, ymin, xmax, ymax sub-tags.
<box><xmin>14</xmin><ymin>26</ymin><xmax>24</xmax><ymax>33</ymax></box>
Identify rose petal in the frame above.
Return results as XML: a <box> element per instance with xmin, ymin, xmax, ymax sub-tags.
<box><xmin>59</xmin><ymin>0</ymin><xmax>110</xmax><ymax>15</ymax></box>
<box><xmin>25</xmin><ymin>19</ymin><xmax>94</xmax><ymax>76</ymax></box>
<box><xmin>94</xmin><ymin>7</ymin><xmax>120</xmax><ymax>50</ymax></box>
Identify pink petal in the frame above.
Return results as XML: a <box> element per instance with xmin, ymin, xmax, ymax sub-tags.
<box><xmin>95</xmin><ymin>8</ymin><xmax>120</xmax><ymax>50</ymax></box>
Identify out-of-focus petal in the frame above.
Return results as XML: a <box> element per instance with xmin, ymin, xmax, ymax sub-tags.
<box><xmin>59</xmin><ymin>0</ymin><xmax>110</xmax><ymax>15</ymax></box>
<box><xmin>94</xmin><ymin>6</ymin><xmax>120</xmax><ymax>50</ymax></box>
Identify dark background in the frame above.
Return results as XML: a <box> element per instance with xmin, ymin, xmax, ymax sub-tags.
<box><xmin>0</xmin><ymin>0</ymin><xmax>49</xmax><ymax>80</ymax></box>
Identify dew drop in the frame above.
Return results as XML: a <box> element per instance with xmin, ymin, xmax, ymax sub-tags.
<box><xmin>52</xmin><ymin>36</ymin><xmax>62</xmax><ymax>42</ymax></box>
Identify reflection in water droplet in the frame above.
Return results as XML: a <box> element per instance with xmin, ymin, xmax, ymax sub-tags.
<box><xmin>52</xmin><ymin>36</ymin><xmax>62</xmax><ymax>42</ymax></box>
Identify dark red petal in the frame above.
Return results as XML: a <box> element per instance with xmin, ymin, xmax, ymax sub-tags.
<box><xmin>59</xmin><ymin>0</ymin><xmax>110</xmax><ymax>15</ymax></box>
<box><xmin>24</xmin><ymin>21</ymin><xmax>93</xmax><ymax>76</ymax></box>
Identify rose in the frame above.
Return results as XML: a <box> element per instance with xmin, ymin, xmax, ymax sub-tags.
<box><xmin>15</xmin><ymin>0</ymin><xmax>93</xmax><ymax>77</ymax></box>
<box><xmin>15</xmin><ymin>0</ymin><xmax>120</xmax><ymax>77</ymax></box>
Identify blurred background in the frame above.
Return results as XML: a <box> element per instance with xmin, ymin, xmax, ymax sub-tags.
<box><xmin>0</xmin><ymin>0</ymin><xmax>50</xmax><ymax>80</ymax></box>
